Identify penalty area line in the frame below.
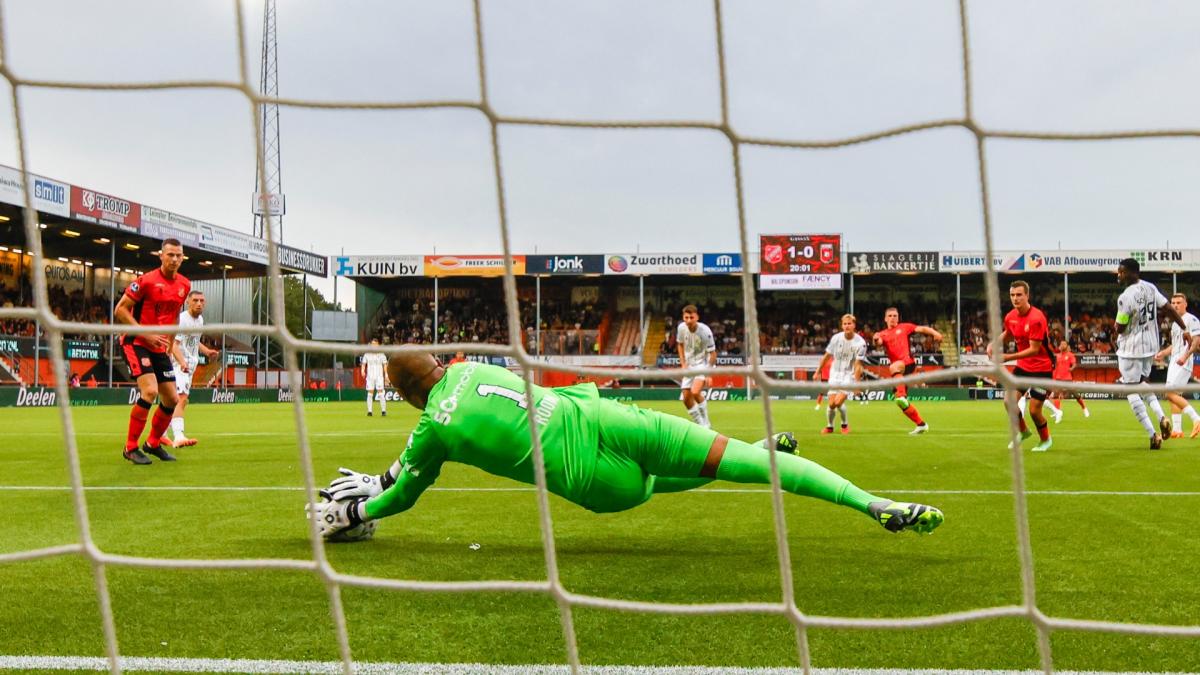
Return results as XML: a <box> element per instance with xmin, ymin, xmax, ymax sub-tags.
<box><xmin>1</xmin><ymin>486</ymin><xmax>1199</xmax><ymax>497</ymax></box>
<box><xmin>0</xmin><ymin>657</ymin><xmax>1190</xmax><ymax>675</ymax></box>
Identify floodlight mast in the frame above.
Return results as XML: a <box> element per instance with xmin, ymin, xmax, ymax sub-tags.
<box><xmin>252</xmin><ymin>0</ymin><xmax>285</xmax><ymax>375</ymax></box>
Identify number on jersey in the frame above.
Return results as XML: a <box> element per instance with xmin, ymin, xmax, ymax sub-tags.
<box><xmin>476</xmin><ymin>384</ymin><xmax>527</xmax><ymax>409</ymax></box>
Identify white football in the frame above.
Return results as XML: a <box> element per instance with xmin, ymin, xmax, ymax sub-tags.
<box><xmin>326</xmin><ymin>518</ymin><xmax>377</xmax><ymax>543</ymax></box>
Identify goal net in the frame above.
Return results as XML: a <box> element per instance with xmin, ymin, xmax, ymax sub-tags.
<box><xmin>0</xmin><ymin>1</ymin><xmax>1197</xmax><ymax>673</ymax></box>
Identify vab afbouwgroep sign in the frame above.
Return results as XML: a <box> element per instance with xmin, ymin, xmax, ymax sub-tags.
<box><xmin>938</xmin><ymin>249</ymin><xmax>1200</xmax><ymax>272</ymax></box>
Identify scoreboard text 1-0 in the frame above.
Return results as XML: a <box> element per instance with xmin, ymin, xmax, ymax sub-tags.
<box><xmin>758</xmin><ymin>234</ymin><xmax>843</xmax><ymax>290</ymax></box>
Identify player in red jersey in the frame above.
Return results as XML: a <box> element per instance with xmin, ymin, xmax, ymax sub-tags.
<box><xmin>872</xmin><ymin>307</ymin><xmax>942</xmax><ymax>434</ymax></box>
<box><xmin>1048</xmin><ymin>340</ymin><xmax>1088</xmax><ymax>423</ymax></box>
<box><xmin>989</xmin><ymin>280</ymin><xmax>1055</xmax><ymax>452</ymax></box>
<box><xmin>114</xmin><ymin>239</ymin><xmax>191</xmax><ymax>465</ymax></box>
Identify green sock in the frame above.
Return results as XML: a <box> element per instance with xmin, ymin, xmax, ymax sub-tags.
<box><xmin>713</xmin><ymin>437</ymin><xmax>880</xmax><ymax>516</ymax></box>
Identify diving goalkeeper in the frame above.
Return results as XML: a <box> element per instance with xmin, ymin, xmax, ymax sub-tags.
<box><xmin>308</xmin><ymin>354</ymin><xmax>944</xmax><ymax>537</ymax></box>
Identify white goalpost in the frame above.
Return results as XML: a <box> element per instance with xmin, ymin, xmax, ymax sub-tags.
<box><xmin>1</xmin><ymin>1</ymin><xmax>1199</xmax><ymax>673</ymax></box>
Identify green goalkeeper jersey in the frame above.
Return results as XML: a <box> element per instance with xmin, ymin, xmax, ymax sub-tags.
<box><xmin>363</xmin><ymin>362</ymin><xmax>601</xmax><ymax>519</ymax></box>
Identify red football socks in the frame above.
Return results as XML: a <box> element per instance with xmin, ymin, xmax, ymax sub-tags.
<box><xmin>146</xmin><ymin>405</ymin><xmax>175</xmax><ymax>448</ymax></box>
<box><xmin>903</xmin><ymin>404</ymin><xmax>924</xmax><ymax>426</ymax></box>
<box><xmin>126</xmin><ymin>398</ymin><xmax>153</xmax><ymax>451</ymax></box>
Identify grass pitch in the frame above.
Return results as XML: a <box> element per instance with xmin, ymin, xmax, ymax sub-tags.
<box><xmin>1</xmin><ymin>397</ymin><xmax>1198</xmax><ymax>672</ymax></box>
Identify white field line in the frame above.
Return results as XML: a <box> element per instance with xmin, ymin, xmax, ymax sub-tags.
<box><xmin>0</xmin><ymin>658</ymin><xmax>1190</xmax><ymax>675</ymax></box>
<box><xmin>2</xmin><ymin>486</ymin><xmax>1199</xmax><ymax>496</ymax></box>
<box><xmin>0</xmin><ymin>431</ymin><xmax>1164</xmax><ymax>438</ymax></box>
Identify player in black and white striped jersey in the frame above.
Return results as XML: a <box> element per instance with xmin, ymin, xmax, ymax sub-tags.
<box><xmin>1115</xmin><ymin>258</ymin><xmax>1187</xmax><ymax>449</ymax></box>
<box><xmin>814</xmin><ymin>314</ymin><xmax>866</xmax><ymax>434</ymax></box>
<box><xmin>1153</xmin><ymin>293</ymin><xmax>1200</xmax><ymax>438</ymax></box>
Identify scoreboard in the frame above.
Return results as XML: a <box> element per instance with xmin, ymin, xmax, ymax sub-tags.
<box><xmin>758</xmin><ymin>234</ymin><xmax>843</xmax><ymax>290</ymax></box>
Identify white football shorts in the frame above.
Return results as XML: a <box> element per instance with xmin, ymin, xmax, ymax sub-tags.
<box><xmin>680</xmin><ymin>375</ymin><xmax>707</xmax><ymax>391</ymax></box>
<box><xmin>1117</xmin><ymin>356</ymin><xmax>1153</xmax><ymax>384</ymax></box>
<box><xmin>826</xmin><ymin>372</ymin><xmax>855</xmax><ymax>397</ymax></box>
<box><xmin>173</xmin><ymin>367</ymin><xmax>195</xmax><ymax>397</ymax></box>
<box><xmin>365</xmin><ymin>375</ymin><xmax>386</xmax><ymax>391</ymax></box>
<box><xmin>1167</xmin><ymin>361</ymin><xmax>1193</xmax><ymax>388</ymax></box>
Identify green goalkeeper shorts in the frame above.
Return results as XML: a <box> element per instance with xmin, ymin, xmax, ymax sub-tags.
<box><xmin>577</xmin><ymin>399</ymin><xmax>718</xmax><ymax>513</ymax></box>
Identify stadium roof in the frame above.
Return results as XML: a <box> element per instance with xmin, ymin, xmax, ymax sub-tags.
<box><xmin>0</xmin><ymin>163</ymin><xmax>327</xmax><ymax>280</ymax></box>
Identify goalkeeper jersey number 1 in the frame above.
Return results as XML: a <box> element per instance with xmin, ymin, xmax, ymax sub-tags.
<box><xmin>375</xmin><ymin>362</ymin><xmax>602</xmax><ymax>516</ymax></box>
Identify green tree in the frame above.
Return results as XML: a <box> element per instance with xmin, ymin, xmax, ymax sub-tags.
<box><xmin>260</xmin><ymin>276</ymin><xmax>344</xmax><ymax>368</ymax></box>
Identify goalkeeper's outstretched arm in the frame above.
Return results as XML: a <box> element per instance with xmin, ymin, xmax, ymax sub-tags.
<box><xmin>362</xmin><ymin>458</ymin><xmax>440</xmax><ymax>519</ymax></box>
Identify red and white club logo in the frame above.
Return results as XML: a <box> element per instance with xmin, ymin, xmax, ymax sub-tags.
<box><xmin>820</xmin><ymin>243</ymin><xmax>834</xmax><ymax>264</ymax></box>
<box><xmin>81</xmin><ymin>190</ymin><xmax>95</xmax><ymax>211</ymax></box>
<box><xmin>763</xmin><ymin>244</ymin><xmax>783</xmax><ymax>264</ymax></box>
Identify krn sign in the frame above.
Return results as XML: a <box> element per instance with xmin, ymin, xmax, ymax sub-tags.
<box><xmin>252</xmin><ymin>192</ymin><xmax>286</xmax><ymax>216</ymax></box>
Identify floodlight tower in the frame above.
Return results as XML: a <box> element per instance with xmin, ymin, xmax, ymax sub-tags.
<box><xmin>252</xmin><ymin>0</ymin><xmax>286</xmax><ymax>373</ymax></box>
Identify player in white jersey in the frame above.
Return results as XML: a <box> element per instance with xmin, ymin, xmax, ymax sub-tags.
<box><xmin>814</xmin><ymin>314</ymin><xmax>866</xmax><ymax>434</ymax></box>
<box><xmin>1153</xmin><ymin>293</ymin><xmax>1200</xmax><ymax>439</ymax></box>
<box><xmin>168</xmin><ymin>291</ymin><xmax>220</xmax><ymax>447</ymax></box>
<box><xmin>676</xmin><ymin>304</ymin><xmax>717</xmax><ymax>428</ymax></box>
<box><xmin>1115</xmin><ymin>258</ymin><xmax>1187</xmax><ymax>449</ymax></box>
<box><xmin>362</xmin><ymin>339</ymin><xmax>390</xmax><ymax>417</ymax></box>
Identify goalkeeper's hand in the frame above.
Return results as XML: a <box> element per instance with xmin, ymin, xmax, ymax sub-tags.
<box><xmin>305</xmin><ymin>490</ymin><xmax>368</xmax><ymax>538</ymax></box>
<box><xmin>328</xmin><ymin>467</ymin><xmax>384</xmax><ymax>500</ymax></box>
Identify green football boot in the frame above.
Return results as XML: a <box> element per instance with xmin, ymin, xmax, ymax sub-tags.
<box><xmin>870</xmin><ymin>501</ymin><xmax>944</xmax><ymax>535</ymax></box>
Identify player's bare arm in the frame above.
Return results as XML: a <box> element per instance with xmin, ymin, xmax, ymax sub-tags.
<box><xmin>1160</xmin><ymin>298</ymin><xmax>1187</xmax><ymax>333</ymax></box>
<box><xmin>1004</xmin><ymin>337</ymin><xmax>1043</xmax><ymax>363</ymax></box>
<box><xmin>1155</xmin><ymin>343</ymin><xmax>1172</xmax><ymax>363</ymax></box>
<box><xmin>171</xmin><ymin>341</ymin><xmax>190</xmax><ymax>373</ymax></box>
<box><xmin>115</xmin><ymin>295</ymin><xmax>170</xmax><ymax>351</ymax></box>
<box><xmin>814</xmin><ymin>353</ymin><xmax>832</xmax><ymax>382</ymax></box>
<box><xmin>1180</xmin><ymin>333</ymin><xmax>1200</xmax><ymax>367</ymax></box>
<box><xmin>706</xmin><ymin>350</ymin><xmax>717</xmax><ymax>368</ymax></box>
<box><xmin>985</xmin><ymin>330</ymin><xmax>1011</xmax><ymax>358</ymax></box>
<box><xmin>915</xmin><ymin>325</ymin><xmax>943</xmax><ymax>342</ymax></box>
<box><xmin>114</xmin><ymin>294</ymin><xmax>137</xmax><ymax>327</ymax></box>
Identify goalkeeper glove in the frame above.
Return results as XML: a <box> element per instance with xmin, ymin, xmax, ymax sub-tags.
<box><xmin>327</xmin><ymin>467</ymin><xmax>386</xmax><ymax>500</ymax></box>
<box><xmin>305</xmin><ymin>490</ymin><xmax>369</xmax><ymax>538</ymax></box>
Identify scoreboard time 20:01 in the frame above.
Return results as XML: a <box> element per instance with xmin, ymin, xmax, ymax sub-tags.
<box><xmin>759</xmin><ymin>234</ymin><xmax>842</xmax><ymax>275</ymax></box>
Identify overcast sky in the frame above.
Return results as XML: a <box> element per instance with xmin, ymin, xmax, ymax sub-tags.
<box><xmin>0</xmin><ymin>0</ymin><xmax>1198</xmax><ymax>305</ymax></box>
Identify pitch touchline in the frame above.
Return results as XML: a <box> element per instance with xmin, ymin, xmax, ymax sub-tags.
<box><xmin>0</xmin><ymin>657</ymin><xmax>1189</xmax><ymax>675</ymax></box>
<box><xmin>2</xmin><ymin>486</ymin><xmax>1198</xmax><ymax>496</ymax></box>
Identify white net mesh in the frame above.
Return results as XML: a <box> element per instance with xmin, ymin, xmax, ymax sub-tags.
<box><xmin>1</xmin><ymin>1</ymin><xmax>1199</xmax><ymax>673</ymax></box>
